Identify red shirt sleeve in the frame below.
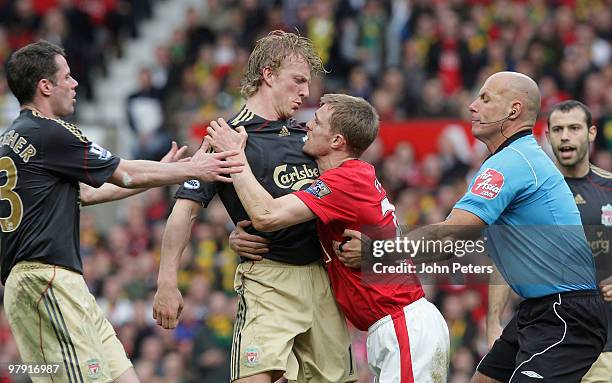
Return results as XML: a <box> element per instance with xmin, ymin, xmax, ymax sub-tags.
<box><xmin>293</xmin><ymin>168</ymin><xmax>356</xmax><ymax>225</ymax></box>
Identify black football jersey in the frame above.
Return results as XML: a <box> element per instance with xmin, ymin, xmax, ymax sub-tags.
<box><xmin>565</xmin><ymin>164</ymin><xmax>612</xmax><ymax>350</ymax></box>
<box><xmin>176</xmin><ymin>106</ymin><xmax>322</xmax><ymax>265</ymax></box>
<box><xmin>0</xmin><ymin>109</ymin><xmax>119</xmax><ymax>284</ymax></box>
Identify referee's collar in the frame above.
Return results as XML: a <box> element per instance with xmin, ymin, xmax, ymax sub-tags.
<box><xmin>486</xmin><ymin>129</ymin><xmax>533</xmax><ymax>161</ymax></box>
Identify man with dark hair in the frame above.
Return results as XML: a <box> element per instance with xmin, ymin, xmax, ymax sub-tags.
<box><xmin>0</xmin><ymin>40</ymin><xmax>242</xmax><ymax>383</ymax></box>
<box><xmin>153</xmin><ymin>32</ymin><xmax>356</xmax><ymax>383</ymax></box>
<box><xmin>205</xmin><ymin>93</ymin><xmax>450</xmax><ymax>383</ymax></box>
<box><xmin>484</xmin><ymin>100</ymin><xmax>611</xmax><ymax>383</ymax></box>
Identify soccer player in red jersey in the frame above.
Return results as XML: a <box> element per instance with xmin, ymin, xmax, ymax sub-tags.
<box><xmin>206</xmin><ymin>94</ymin><xmax>450</xmax><ymax>383</ymax></box>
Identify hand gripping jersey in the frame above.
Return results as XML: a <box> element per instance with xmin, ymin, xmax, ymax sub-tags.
<box><xmin>175</xmin><ymin>107</ymin><xmax>322</xmax><ymax>265</ymax></box>
<box><xmin>0</xmin><ymin>109</ymin><xmax>120</xmax><ymax>284</ymax></box>
<box><xmin>295</xmin><ymin>159</ymin><xmax>424</xmax><ymax>330</ymax></box>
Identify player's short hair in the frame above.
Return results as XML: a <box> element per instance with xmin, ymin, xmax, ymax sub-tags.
<box><xmin>321</xmin><ymin>94</ymin><xmax>379</xmax><ymax>157</ymax></box>
<box><xmin>6</xmin><ymin>40</ymin><xmax>66</xmax><ymax>105</ymax></box>
<box><xmin>241</xmin><ymin>30</ymin><xmax>324</xmax><ymax>98</ymax></box>
<box><xmin>547</xmin><ymin>100</ymin><xmax>592</xmax><ymax>128</ymax></box>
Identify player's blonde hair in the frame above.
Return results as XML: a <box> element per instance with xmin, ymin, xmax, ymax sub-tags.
<box><xmin>240</xmin><ymin>30</ymin><xmax>325</xmax><ymax>98</ymax></box>
<box><xmin>321</xmin><ymin>94</ymin><xmax>379</xmax><ymax>156</ymax></box>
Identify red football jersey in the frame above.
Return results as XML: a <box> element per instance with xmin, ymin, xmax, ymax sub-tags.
<box><xmin>294</xmin><ymin>160</ymin><xmax>424</xmax><ymax>330</ymax></box>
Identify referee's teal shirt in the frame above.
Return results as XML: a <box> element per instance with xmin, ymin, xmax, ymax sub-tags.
<box><xmin>455</xmin><ymin>131</ymin><xmax>597</xmax><ymax>298</ymax></box>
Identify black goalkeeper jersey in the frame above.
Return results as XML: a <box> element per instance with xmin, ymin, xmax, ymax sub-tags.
<box><xmin>0</xmin><ymin>109</ymin><xmax>120</xmax><ymax>284</ymax></box>
<box><xmin>175</xmin><ymin>106</ymin><xmax>322</xmax><ymax>265</ymax></box>
<box><xmin>565</xmin><ymin>164</ymin><xmax>612</xmax><ymax>351</ymax></box>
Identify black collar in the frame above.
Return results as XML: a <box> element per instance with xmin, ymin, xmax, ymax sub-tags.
<box><xmin>485</xmin><ymin>129</ymin><xmax>533</xmax><ymax>162</ymax></box>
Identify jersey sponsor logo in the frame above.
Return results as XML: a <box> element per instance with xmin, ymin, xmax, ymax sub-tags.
<box><xmin>588</xmin><ymin>230</ymin><xmax>609</xmax><ymax>258</ymax></box>
<box><xmin>278</xmin><ymin>126</ymin><xmax>290</xmax><ymax>137</ymax></box>
<box><xmin>89</xmin><ymin>142</ymin><xmax>112</xmax><ymax>160</ymax></box>
<box><xmin>470</xmin><ymin>168</ymin><xmax>504</xmax><ymax>200</ymax></box>
<box><xmin>183</xmin><ymin>179</ymin><xmax>201</xmax><ymax>190</ymax></box>
<box><xmin>273</xmin><ymin>164</ymin><xmax>319</xmax><ymax>190</ymax></box>
<box><xmin>306</xmin><ymin>179</ymin><xmax>331</xmax><ymax>198</ymax></box>
<box><xmin>574</xmin><ymin>193</ymin><xmax>586</xmax><ymax>205</ymax></box>
<box><xmin>520</xmin><ymin>371</ymin><xmax>543</xmax><ymax>379</ymax></box>
<box><xmin>602</xmin><ymin>204</ymin><xmax>612</xmax><ymax>226</ymax></box>
<box><xmin>243</xmin><ymin>345</ymin><xmax>260</xmax><ymax>367</ymax></box>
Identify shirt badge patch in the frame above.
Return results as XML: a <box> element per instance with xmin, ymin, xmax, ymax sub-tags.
<box><xmin>183</xmin><ymin>179</ymin><xmax>201</xmax><ymax>190</ymax></box>
<box><xmin>86</xmin><ymin>358</ymin><xmax>102</xmax><ymax>380</ymax></box>
<box><xmin>89</xmin><ymin>142</ymin><xmax>112</xmax><ymax>160</ymax></box>
<box><xmin>470</xmin><ymin>168</ymin><xmax>504</xmax><ymax>200</ymax></box>
<box><xmin>244</xmin><ymin>345</ymin><xmax>261</xmax><ymax>367</ymax></box>
<box><xmin>306</xmin><ymin>179</ymin><xmax>331</xmax><ymax>198</ymax></box>
<box><xmin>602</xmin><ymin>204</ymin><xmax>612</xmax><ymax>227</ymax></box>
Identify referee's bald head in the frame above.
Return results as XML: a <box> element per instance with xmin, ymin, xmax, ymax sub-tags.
<box><xmin>486</xmin><ymin>71</ymin><xmax>541</xmax><ymax>124</ymax></box>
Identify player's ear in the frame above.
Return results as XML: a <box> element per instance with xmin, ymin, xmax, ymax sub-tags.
<box><xmin>262</xmin><ymin>67</ymin><xmax>274</xmax><ymax>86</ymax></box>
<box><xmin>331</xmin><ymin>134</ymin><xmax>345</xmax><ymax>150</ymax></box>
<box><xmin>588</xmin><ymin>124</ymin><xmax>597</xmax><ymax>144</ymax></box>
<box><xmin>38</xmin><ymin>78</ymin><xmax>54</xmax><ymax>97</ymax></box>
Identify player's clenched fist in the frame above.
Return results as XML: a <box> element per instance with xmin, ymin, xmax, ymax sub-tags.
<box><xmin>152</xmin><ymin>285</ymin><xmax>184</xmax><ymax>329</ymax></box>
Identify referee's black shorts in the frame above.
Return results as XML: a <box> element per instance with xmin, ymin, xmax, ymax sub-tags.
<box><xmin>477</xmin><ymin>290</ymin><xmax>607</xmax><ymax>382</ymax></box>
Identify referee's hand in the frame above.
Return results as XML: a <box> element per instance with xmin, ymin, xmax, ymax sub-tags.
<box><xmin>601</xmin><ymin>276</ymin><xmax>612</xmax><ymax>302</ymax></box>
<box><xmin>153</xmin><ymin>285</ymin><xmax>184</xmax><ymax>329</ymax></box>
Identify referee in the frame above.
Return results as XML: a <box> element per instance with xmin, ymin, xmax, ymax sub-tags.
<box><xmin>481</xmin><ymin>100</ymin><xmax>611</xmax><ymax>383</ymax></box>
<box><xmin>340</xmin><ymin>71</ymin><xmax>607</xmax><ymax>382</ymax></box>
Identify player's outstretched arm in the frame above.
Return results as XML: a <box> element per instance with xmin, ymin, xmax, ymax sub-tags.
<box><xmin>80</xmin><ymin>141</ymin><xmax>189</xmax><ymax>206</ymax></box>
<box><xmin>205</xmin><ymin>118</ymin><xmax>316</xmax><ymax>232</ymax></box>
<box><xmin>226</xmin><ymin>148</ymin><xmax>314</xmax><ymax>232</ymax></box>
<box><xmin>107</xmin><ymin>141</ymin><xmax>243</xmax><ymax>189</ymax></box>
<box><xmin>153</xmin><ymin>198</ymin><xmax>200</xmax><ymax>329</ymax></box>
<box><xmin>336</xmin><ymin>208</ymin><xmax>487</xmax><ymax>266</ymax></box>
<box><xmin>398</xmin><ymin>208</ymin><xmax>486</xmax><ymax>264</ymax></box>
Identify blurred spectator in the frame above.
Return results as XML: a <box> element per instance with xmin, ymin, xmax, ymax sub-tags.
<box><xmin>416</xmin><ymin>78</ymin><xmax>455</xmax><ymax>117</ymax></box>
<box><xmin>126</xmin><ymin>67</ymin><xmax>170</xmax><ymax>160</ymax></box>
<box><xmin>0</xmin><ymin>70</ymin><xmax>19</xmax><ymax>128</ymax></box>
<box><xmin>190</xmin><ymin>291</ymin><xmax>233</xmax><ymax>382</ymax></box>
<box><xmin>98</xmin><ymin>275</ymin><xmax>135</xmax><ymax>326</ymax></box>
<box><xmin>539</xmin><ymin>75</ymin><xmax>569</xmax><ymax>116</ymax></box>
<box><xmin>357</xmin><ymin>0</ymin><xmax>387</xmax><ymax>77</ymax></box>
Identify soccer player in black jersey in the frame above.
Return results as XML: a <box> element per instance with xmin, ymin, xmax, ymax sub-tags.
<box><xmin>0</xmin><ymin>41</ymin><xmax>242</xmax><ymax>383</ymax></box>
<box><xmin>479</xmin><ymin>100</ymin><xmax>611</xmax><ymax>383</ymax></box>
<box><xmin>547</xmin><ymin>100</ymin><xmax>611</xmax><ymax>382</ymax></box>
<box><xmin>153</xmin><ymin>32</ymin><xmax>357</xmax><ymax>383</ymax></box>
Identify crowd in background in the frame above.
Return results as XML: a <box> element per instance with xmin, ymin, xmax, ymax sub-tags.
<box><xmin>1</xmin><ymin>0</ymin><xmax>611</xmax><ymax>382</ymax></box>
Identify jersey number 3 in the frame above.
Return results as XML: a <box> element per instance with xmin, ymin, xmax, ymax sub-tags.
<box><xmin>0</xmin><ymin>156</ymin><xmax>23</xmax><ymax>232</ymax></box>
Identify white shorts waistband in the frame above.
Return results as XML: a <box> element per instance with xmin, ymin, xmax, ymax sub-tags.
<box><xmin>367</xmin><ymin>297</ymin><xmax>428</xmax><ymax>335</ymax></box>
